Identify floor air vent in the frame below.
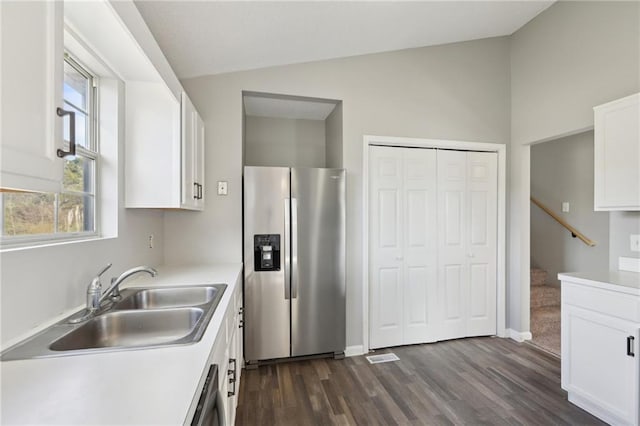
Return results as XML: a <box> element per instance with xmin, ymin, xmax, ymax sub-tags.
<box><xmin>366</xmin><ymin>353</ymin><xmax>400</xmax><ymax>364</ymax></box>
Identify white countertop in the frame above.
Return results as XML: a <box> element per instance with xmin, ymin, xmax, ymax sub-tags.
<box><xmin>0</xmin><ymin>263</ymin><xmax>242</xmax><ymax>425</ymax></box>
<box><xmin>558</xmin><ymin>270</ymin><xmax>640</xmax><ymax>296</ymax></box>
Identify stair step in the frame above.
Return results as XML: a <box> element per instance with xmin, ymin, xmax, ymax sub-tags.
<box><xmin>531</xmin><ymin>306</ymin><xmax>561</xmax><ymax>336</ymax></box>
<box><xmin>530</xmin><ymin>268</ymin><xmax>548</xmax><ymax>287</ymax></box>
<box><xmin>531</xmin><ymin>329</ymin><xmax>561</xmax><ymax>356</ymax></box>
<box><xmin>530</xmin><ymin>285</ymin><xmax>561</xmax><ymax>308</ymax></box>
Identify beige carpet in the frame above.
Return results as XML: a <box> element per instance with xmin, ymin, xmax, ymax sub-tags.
<box><xmin>530</xmin><ymin>268</ymin><xmax>561</xmax><ymax>356</ymax></box>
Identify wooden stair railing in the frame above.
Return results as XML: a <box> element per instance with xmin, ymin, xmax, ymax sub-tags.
<box><xmin>530</xmin><ymin>196</ymin><xmax>596</xmax><ymax>247</ymax></box>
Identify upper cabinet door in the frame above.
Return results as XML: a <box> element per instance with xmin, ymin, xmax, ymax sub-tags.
<box><xmin>1</xmin><ymin>1</ymin><xmax>65</xmax><ymax>193</ymax></box>
<box><xmin>194</xmin><ymin>112</ymin><xmax>205</xmax><ymax>210</ymax></box>
<box><xmin>180</xmin><ymin>92</ymin><xmax>204</xmax><ymax>211</ymax></box>
<box><xmin>594</xmin><ymin>93</ymin><xmax>640</xmax><ymax>211</ymax></box>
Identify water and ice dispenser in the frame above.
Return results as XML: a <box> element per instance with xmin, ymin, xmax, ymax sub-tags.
<box><xmin>254</xmin><ymin>234</ymin><xmax>281</xmax><ymax>271</ymax></box>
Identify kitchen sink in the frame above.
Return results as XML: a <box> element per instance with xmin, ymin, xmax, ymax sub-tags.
<box><xmin>49</xmin><ymin>308</ymin><xmax>204</xmax><ymax>351</ymax></box>
<box><xmin>114</xmin><ymin>286</ymin><xmax>220</xmax><ymax>310</ymax></box>
<box><xmin>1</xmin><ymin>284</ymin><xmax>227</xmax><ymax>361</ymax></box>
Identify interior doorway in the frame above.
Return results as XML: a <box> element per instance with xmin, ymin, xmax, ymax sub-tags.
<box><xmin>529</xmin><ymin>131</ymin><xmax>609</xmax><ymax>356</ymax></box>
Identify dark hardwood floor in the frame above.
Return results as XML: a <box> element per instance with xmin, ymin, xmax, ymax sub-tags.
<box><xmin>236</xmin><ymin>337</ymin><xmax>605</xmax><ymax>425</ymax></box>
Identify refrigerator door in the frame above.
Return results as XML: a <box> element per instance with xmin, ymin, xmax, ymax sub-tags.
<box><xmin>291</xmin><ymin>168</ymin><xmax>346</xmax><ymax>357</ymax></box>
<box><xmin>243</xmin><ymin>166</ymin><xmax>291</xmax><ymax>362</ymax></box>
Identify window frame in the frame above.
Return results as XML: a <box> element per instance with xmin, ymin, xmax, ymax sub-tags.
<box><xmin>0</xmin><ymin>53</ymin><xmax>101</xmax><ymax>248</ymax></box>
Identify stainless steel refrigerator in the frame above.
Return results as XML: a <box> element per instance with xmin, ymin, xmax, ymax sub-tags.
<box><xmin>243</xmin><ymin>166</ymin><xmax>346</xmax><ymax>364</ymax></box>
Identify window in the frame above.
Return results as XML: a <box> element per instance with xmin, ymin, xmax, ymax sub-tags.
<box><xmin>0</xmin><ymin>55</ymin><xmax>98</xmax><ymax>244</ymax></box>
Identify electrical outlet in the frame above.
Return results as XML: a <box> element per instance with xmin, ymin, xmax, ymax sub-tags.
<box><xmin>148</xmin><ymin>234</ymin><xmax>154</xmax><ymax>249</ymax></box>
<box><xmin>631</xmin><ymin>234</ymin><xmax>640</xmax><ymax>252</ymax></box>
<box><xmin>217</xmin><ymin>181</ymin><xmax>228</xmax><ymax>196</ymax></box>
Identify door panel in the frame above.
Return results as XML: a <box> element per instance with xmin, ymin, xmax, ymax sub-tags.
<box><xmin>438</xmin><ymin>150</ymin><xmax>468</xmax><ymax>339</ymax></box>
<box><xmin>406</xmin><ymin>267</ymin><xmax>428</xmax><ymax>325</ymax></box>
<box><xmin>379</xmin><ymin>190</ymin><xmax>400</xmax><ymax>247</ymax></box>
<box><xmin>291</xmin><ymin>168</ymin><xmax>346</xmax><ymax>357</ymax></box>
<box><xmin>469</xmin><ymin>263</ymin><xmax>488</xmax><ymax>318</ymax></box>
<box><xmin>402</xmin><ymin>148</ymin><xmax>437</xmax><ymax>344</ymax></box>
<box><xmin>466</xmin><ymin>152</ymin><xmax>497</xmax><ymax>336</ymax></box>
<box><xmin>370</xmin><ymin>147</ymin><xmax>404</xmax><ymax>348</ymax></box>
<box><xmin>379</xmin><ymin>268</ymin><xmax>402</xmax><ymax>328</ymax></box>
<box><xmin>243</xmin><ymin>167</ymin><xmax>291</xmax><ymax>361</ymax></box>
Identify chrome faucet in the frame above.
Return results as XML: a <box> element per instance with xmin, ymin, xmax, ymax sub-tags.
<box><xmin>69</xmin><ymin>265</ymin><xmax>158</xmax><ymax>324</ymax></box>
<box><xmin>100</xmin><ymin>265</ymin><xmax>158</xmax><ymax>304</ymax></box>
<box><xmin>69</xmin><ymin>263</ymin><xmax>112</xmax><ymax>324</ymax></box>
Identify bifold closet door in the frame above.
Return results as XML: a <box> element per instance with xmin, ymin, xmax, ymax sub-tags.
<box><xmin>369</xmin><ymin>146</ymin><xmax>438</xmax><ymax>349</ymax></box>
<box><xmin>437</xmin><ymin>150</ymin><xmax>497</xmax><ymax>340</ymax></box>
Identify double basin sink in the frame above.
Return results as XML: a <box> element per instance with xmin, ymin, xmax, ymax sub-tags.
<box><xmin>1</xmin><ymin>284</ymin><xmax>226</xmax><ymax>361</ymax></box>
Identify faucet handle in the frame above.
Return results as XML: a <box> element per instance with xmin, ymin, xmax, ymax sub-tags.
<box><xmin>96</xmin><ymin>263</ymin><xmax>112</xmax><ymax>278</ymax></box>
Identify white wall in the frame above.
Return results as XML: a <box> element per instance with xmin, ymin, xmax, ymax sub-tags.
<box><xmin>610</xmin><ymin>212</ymin><xmax>640</xmax><ymax>268</ymax></box>
<box><xmin>163</xmin><ymin>37</ymin><xmax>511</xmax><ymax>347</ymax></box>
<box><xmin>531</xmin><ymin>131</ymin><xmax>609</xmax><ymax>285</ymax></box>
<box><xmin>509</xmin><ymin>0</ymin><xmax>640</xmax><ymax>333</ymax></box>
<box><xmin>244</xmin><ymin>116</ymin><xmax>326</xmax><ymax>168</ymax></box>
<box><xmin>1</xmin><ymin>81</ymin><xmax>165</xmax><ymax>348</ymax></box>
<box><xmin>325</xmin><ymin>102</ymin><xmax>343</xmax><ymax>168</ymax></box>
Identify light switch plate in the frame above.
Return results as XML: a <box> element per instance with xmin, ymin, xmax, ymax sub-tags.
<box><xmin>217</xmin><ymin>181</ymin><xmax>228</xmax><ymax>196</ymax></box>
<box><xmin>631</xmin><ymin>234</ymin><xmax>640</xmax><ymax>252</ymax></box>
<box><xmin>562</xmin><ymin>202</ymin><xmax>570</xmax><ymax>213</ymax></box>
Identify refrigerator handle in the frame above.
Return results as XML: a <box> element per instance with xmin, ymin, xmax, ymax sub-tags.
<box><xmin>291</xmin><ymin>198</ymin><xmax>298</xmax><ymax>299</ymax></box>
<box><xmin>284</xmin><ymin>198</ymin><xmax>291</xmax><ymax>300</ymax></box>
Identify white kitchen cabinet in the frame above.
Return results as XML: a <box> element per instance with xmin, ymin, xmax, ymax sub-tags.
<box><xmin>193</xmin><ymin>274</ymin><xmax>243</xmax><ymax>425</ymax></box>
<box><xmin>180</xmin><ymin>93</ymin><xmax>205</xmax><ymax>211</ymax></box>
<box><xmin>594</xmin><ymin>93</ymin><xmax>640</xmax><ymax>211</ymax></box>
<box><xmin>560</xmin><ymin>274</ymin><xmax>640</xmax><ymax>425</ymax></box>
<box><xmin>124</xmin><ymin>89</ymin><xmax>205</xmax><ymax>211</ymax></box>
<box><xmin>0</xmin><ymin>1</ymin><xmax>65</xmax><ymax>193</ymax></box>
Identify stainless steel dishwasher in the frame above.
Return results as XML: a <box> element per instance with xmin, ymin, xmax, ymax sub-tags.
<box><xmin>191</xmin><ymin>364</ymin><xmax>224</xmax><ymax>426</ymax></box>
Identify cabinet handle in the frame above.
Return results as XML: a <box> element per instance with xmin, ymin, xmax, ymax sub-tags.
<box><xmin>239</xmin><ymin>319</ymin><xmax>244</xmax><ymax>329</ymax></box>
<box><xmin>627</xmin><ymin>336</ymin><xmax>635</xmax><ymax>357</ymax></box>
<box><xmin>56</xmin><ymin>108</ymin><xmax>76</xmax><ymax>159</ymax></box>
<box><xmin>227</xmin><ymin>358</ymin><xmax>237</xmax><ymax>397</ymax></box>
<box><xmin>199</xmin><ymin>183</ymin><xmax>203</xmax><ymax>200</ymax></box>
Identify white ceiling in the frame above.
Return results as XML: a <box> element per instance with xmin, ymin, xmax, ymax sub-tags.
<box><xmin>244</xmin><ymin>95</ymin><xmax>337</xmax><ymax>120</ymax></box>
<box><xmin>135</xmin><ymin>1</ymin><xmax>554</xmax><ymax>80</ymax></box>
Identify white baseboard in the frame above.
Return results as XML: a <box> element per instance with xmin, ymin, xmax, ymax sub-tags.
<box><xmin>506</xmin><ymin>328</ymin><xmax>532</xmax><ymax>342</ymax></box>
<box><xmin>345</xmin><ymin>345</ymin><xmax>366</xmax><ymax>357</ymax></box>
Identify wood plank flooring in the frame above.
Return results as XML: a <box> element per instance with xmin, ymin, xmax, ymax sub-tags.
<box><xmin>235</xmin><ymin>337</ymin><xmax>605</xmax><ymax>425</ymax></box>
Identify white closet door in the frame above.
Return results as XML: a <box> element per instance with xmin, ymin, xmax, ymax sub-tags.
<box><xmin>369</xmin><ymin>146</ymin><xmax>437</xmax><ymax>348</ymax></box>
<box><xmin>370</xmin><ymin>146</ymin><xmax>405</xmax><ymax>348</ymax></box>
<box><xmin>437</xmin><ymin>150</ymin><xmax>468</xmax><ymax>340</ymax></box>
<box><xmin>466</xmin><ymin>152</ymin><xmax>497</xmax><ymax>336</ymax></box>
<box><xmin>437</xmin><ymin>150</ymin><xmax>497</xmax><ymax>340</ymax></box>
<box><xmin>403</xmin><ymin>149</ymin><xmax>438</xmax><ymax>345</ymax></box>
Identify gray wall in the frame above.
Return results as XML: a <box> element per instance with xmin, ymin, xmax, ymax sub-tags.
<box><xmin>244</xmin><ymin>116</ymin><xmax>326</xmax><ymax>167</ymax></box>
<box><xmin>511</xmin><ymin>1</ymin><xmax>640</xmax><ymax>145</ymax></box>
<box><xmin>530</xmin><ymin>131</ymin><xmax>609</xmax><ymax>286</ymax></box>
<box><xmin>325</xmin><ymin>102</ymin><xmax>343</xmax><ymax>168</ymax></box>
<box><xmin>163</xmin><ymin>37</ymin><xmax>511</xmax><ymax>348</ymax></box>
<box><xmin>610</xmin><ymin>212</ymin><xmax>640</xmax><ymax>268</ymax></box>
<box><xmin>509</xmin><ymin>0</ymin><xmax>639</xmax><ymax>333</ymax></box>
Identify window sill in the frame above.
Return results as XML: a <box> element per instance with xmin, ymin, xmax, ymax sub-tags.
<box><xmin>0</xmin><ymin>233</ymin><xmax>114</xmax><ymax>253</ymax></box>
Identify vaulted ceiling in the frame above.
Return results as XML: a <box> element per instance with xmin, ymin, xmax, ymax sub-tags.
<box><xmin>135</xmin><ymin>1</ymin><xmax>554</xmax><ymax>79</ymax></box>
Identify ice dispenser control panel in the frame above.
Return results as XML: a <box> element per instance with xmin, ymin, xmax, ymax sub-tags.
<box><xmin>254</xmin><ymin>234</ymin><xmax>281</xmax><ymax>271</ymax></box>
